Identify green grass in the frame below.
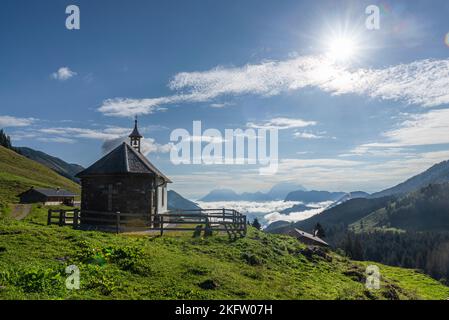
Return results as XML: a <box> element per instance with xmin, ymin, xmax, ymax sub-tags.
<box><xmin>1</xmin><ymin>146</ymin><xmax>448</xmax><ymax>300</ymax></box>
<box><xmin>0</xmin><ymin>146</ymin><xmax>80</xmax><ymax>213</ymax></box>
<box><xmin>0</xmin><ymin>207</ymin><xmax>448</xmax><ymax>300</ymax></box>
<box><xmin>359</xmin><ymin>262</ymin><xmax>449</xmax><ymax>300</ymax></box>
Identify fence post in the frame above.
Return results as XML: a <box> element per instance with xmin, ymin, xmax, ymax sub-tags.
<box><xmin>160</xmin><ymin>215</ymin><xmax>164</xmax><ymax>236</ymax></box>
<box><xmin>222</xmin><ymin>208</ymin><xmax>225</xmax><ymax>224</ymax></box>
<box><xmin>73</xmin><ymin>209</ymin><xmax>79</xmax><ymax>229</ymax></box>
<box><xmin>116</xmin><ymin>212</ymin><xmax>120</xmax><ymax>234</ymax></box>
<box><xmin>47</xmin><ymin>209</ymin><xmax>52</xmax><ymax>225</ymax></box>
<box><xmin>59</xmin><ymin>210</ymin><xmax>65</xmax><ymax>226</ymax></box>
<box><xmin>244</xmin><ymin>215</ymin><xmax>247</xmax><ymax>235</ymax></box>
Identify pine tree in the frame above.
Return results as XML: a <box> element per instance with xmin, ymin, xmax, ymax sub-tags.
<box><xmin>313</xmin><ymin>223</ymin><xmax>326</xmax><ymax>238</ymax></box>
<box><xmin>352</xmin><ymin>236</ymin><xmax>364</xmax><ymax>260</ymax></box>
<box><xmin>0</xmin><ymin>129</ymin><xmax>5</xmax><ymax>146</ymax></box>
<box><xmin>0</xmin><ymin>129</ymin><xmax>12</xmax><ymax>149</ymax></box>
<box><xmin>251</xmin><ymin>218</ymin><xmax>262</xmax><ymax>230</ymax></box>
<box><xmin>343</xmin><ymin>233</ymin><xmax>353</xmax><ymax>258</ymax></box>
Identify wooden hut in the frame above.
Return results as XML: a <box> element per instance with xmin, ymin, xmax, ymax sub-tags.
<box><xmin>284</xmin><ymin>228</ymin><xmax>329</xmax><ymax>247</ymax></box>
<box><xmin>75</xmin><ymin>119</ymin><xmax>171</xmax><ymax>230</ymax></box>
<box><xmin>18</xmin><ymin>187</ymin><xmax>76</xmax><ymax>206</ymax></box>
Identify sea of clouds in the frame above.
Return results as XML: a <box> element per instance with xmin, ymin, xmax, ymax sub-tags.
<box><xmin>195</xmin><ymin>200</ymin><xmax>332</xmax><ymax>227</ymax></box>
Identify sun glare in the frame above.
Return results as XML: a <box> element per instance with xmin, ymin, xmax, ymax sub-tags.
<box><xmin>327</xmin><ymin>36</ymin><xmax>358</xmax><ymax>62</ymax></box>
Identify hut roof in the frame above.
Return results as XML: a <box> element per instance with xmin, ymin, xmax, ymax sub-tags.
<box><xmin>76</xmin><ymin>142</ymin><xmax>172</xmax><ymax>182</ymax></box>
<box><xmin>286</xmin><ymin>228</ymin><xmax>329</xmax><ymax>246</ymax></box>
<box><xmin>19</xmin><ymin>188</ymin><xmax>77</xmax><ymax>198</ymax></box>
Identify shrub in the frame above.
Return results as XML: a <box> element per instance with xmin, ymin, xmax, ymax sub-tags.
<box><xmin>82</xmin><ymin>265</ymin><xmax>118</xmax><ymax>296</ymax></box>
<box><xmin>7</xmin><ymin>268</ymin><xmax>63</xmax><ymax>294</ymax></box>
<box><xmin>241</xmin><ymin>252</ymin><xmax>263</xmax><ymax>266</ymax></box>
<box><xmin>106</xmin><ymin>246</ymin><xmax>145</xmax><ymax>272</ymax></box>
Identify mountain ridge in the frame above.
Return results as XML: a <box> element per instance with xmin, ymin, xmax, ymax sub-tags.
<box><xmin>16</xmin><ymin>147</ymin><xmax>84</xmax><ymax>183</ymax></box>
<box><xmin>168</xmin><ymin>190</ymin><xmax>201</xmax><ymax>211</ymax></box>
<box><xmin>370</xmin><ymin>160</ymin><xmax>449</xmax><ymax>198</ymax></box>
<box><xmin>199</xmin><ymin>182</ymin><xmax>306</xmax><ymax>202</ymax></box>
<box><xmin>0</xmin><ymin>145</ymin><xmax>81</xmax><ymax>210</ymax></box>
<box><xmin>351</xmin><ymin>183</ymin><xmax>449</xmax><ymax>233</ymax></box>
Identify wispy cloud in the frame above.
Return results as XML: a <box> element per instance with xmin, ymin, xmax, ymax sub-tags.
<box><xmin>51</xmin><ymin>67</ymin><xmax>77</xmax><ymax>81</ymax></box>
<box><xmin>0</xmin><ymin>115</ymin><xmax>36</xmax><ymax>128</ymax></box>
<box><xmin>9</xmin><ymin>121</ymin><xmax>172</xmax><ymax>154</ymax></box>
<box><xmin>101</xmin><ymin>136</ymin><xmax>172</xmax><ymax>156</ymax></box>
<box><xmin>350</xmin><ymin>108</ymin><xmax>449</xmax><ymax>155</ymax></box>
<box><xmin>293</xmin><ymin>130</ymin><xmax>334</xmax><ymax>139</ymax></box>
<box><xmin>39</xmin><ymin>126</ymin><xmax>130</xmax><ymax>140</ymax></box>
<box><xmin>279</xmin><ymin>158</ymin><xmax>363</xmax><ymax>169</ymax></box>
<box><xmin>36</xmin><ymin>137</ymin><xmax>76</xmax><ymax>144</ymax></box>
<box><xmin>247</xmin><ymin>117</ymin><xmax>316</xmax><ymax>130</ymax></box>
<box><xmin>99</xmin><ymin>56</ymin><xmax>449</xmax><ymax>117</ymax></box>
<box><xmin>209</xmin><ymin>102</ymin><xmax>234</xmax><ymax>108</ymax></box>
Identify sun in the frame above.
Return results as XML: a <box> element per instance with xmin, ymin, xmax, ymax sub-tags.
<box><xmin>326</xmin><ymin>36</ymin><xmax>358</xmax><ymax>62</ymax></box>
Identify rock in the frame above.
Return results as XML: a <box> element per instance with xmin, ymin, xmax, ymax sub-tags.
<box><xmin>299</xmin><ymin>246</ymin><xmax>332</xmax><ymax>262</ymax></box>
<box><xmin>198</xmin><ymin>279</ymin><xmax>219</xmax><ymax>290</ymax></box>
<box><xmin>343</xmin><ymin>268</ymin><xmax>366</xmax><ymax>283</ymax></box>
<box><xmin>382</xmin><ymin>284</ymin><xmax>400</xmax><ymax>300</ymax></box>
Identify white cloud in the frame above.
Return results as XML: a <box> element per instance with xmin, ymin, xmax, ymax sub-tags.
<box><xmin>293</xmin><ymin>131</ymin><xmax>332</xmax><ymax>139</ymax></box>
<box><xmin>383</xmin><ymin>109</ymin><xmax>449</xmax><ymax>146</ymax></box>
<box><xmin>349</xmin><ymin>108</ymin><xmax>449</xmax><ymax>156</ymax></box>
<box><xmin>209</xmin><ymin>102</ymin><xmax>234</xmax><ymax>108</ymax></box>
<box><xmin>196</xmin><ymin>200</ymin><xmax>301</xmax><ymax>214</ymax></box>
<box><xmin>99</xmin><ymin>56</ymin><xmax>449</xmax><ymax>117</ymax></box>
<box><xmin>101</xmin><ymin>136</ymin><xmax>172</xmax><ymax>156</ymax></box>
<box><xmin>279</xmin><ymin>158</ymin><xmax>363</xmax><ymax>169</ymax></box>
<box><xmin>99</xmin><ymin>97</ymin><xmax>177</xmax><ymax>117</ymax></box>
<box><xmin>264</xmin><ymin>205</ymin><xmax>330</xmax><ymax>224</ymax></box>
<box><xmin>39</xmin><ymin>127</ymin><xmax>129</xmax><ymax>140</ymax></box>
<box><xmin>37</xmin><ymin>137</ymin><xmax>76</xmax><ymax>144</ymax></box>
<box><xmin>247</xmin><ymin>117</ymin><xmax>316</xmax><ymax>130</ymax></box>
<box><xmin>185</xmin><ymin>135</ymin><xmax>227</xmax><ymax>143</ymax></box>
<box><xmin>0</xmin><ymin>115</ymin><xmax>35</xmax><ymax>128</ymax></box>
<box><xmin>51</xmin><ymin>67</ymin><xmax>77</xmax><ymax>81</ymax></box>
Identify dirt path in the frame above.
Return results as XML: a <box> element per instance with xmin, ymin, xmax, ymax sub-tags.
<box><xmin>10</xmin><ymin>204</ymin><xmax>32</xmax><ymax>220</ymax></box>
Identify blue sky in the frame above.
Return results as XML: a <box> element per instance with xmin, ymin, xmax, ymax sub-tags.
<box><xmin>2</xmin><ymin>0</ymin><xmax>449</xmax><ymax>198</ymax></box>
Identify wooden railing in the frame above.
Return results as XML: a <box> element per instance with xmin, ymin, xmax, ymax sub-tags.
<box><xmin>47</xmin><ymin>209</ymin><xmax>80</xmax><ymax>228</ymax></box>
<box><xmin>47</xmin><ymin>208</ymin><xmax>247</xmax><ymax>238</ymax></box>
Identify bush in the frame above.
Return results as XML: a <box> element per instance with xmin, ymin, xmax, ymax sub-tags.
<box><xmin>82</xmin><ymin>265</ymin><xmax>118</xmax><ymax>296</ymax></box>
<box><xmin>75</xmin><ymin>241</ymin><xmax>152</xmax><ymax>276</ymax></box>
<box><xmin>107</xmin><ymin>246</ymin><xmax>145</xmax><ymax>272</ymax></box>
<box><xmin>1</xmin><ymin>268</ymin><xmax>64</xmax><ymax>294</ymax></box>
<box><xmin>241</xmin><ymin>252</ymin><xmax>263</xmax><ymax>266</ymax></box>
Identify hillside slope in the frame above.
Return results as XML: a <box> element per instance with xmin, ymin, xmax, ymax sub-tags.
<box><xmin>168</xmin><ymin>190</ymin><xmax>201</xmax><ymax>211</ymax></box>
<box><xmin>0</xmin><ymin>146</ymin><xmax>80</xmax><ymax>210</ymax></box>
<box><xmin>371</xmin><ymin>160</ymin><xmax>449</xmax><ymax>198</ymax></box>
<box><xmin>0</xmin><ymin>210</ymin><xmax>448</xmax><ymax>300</ymax></box>
<box><xmin>16</xmin><ymin>147</ymin><xmax>84</xmax><ymax>183</ymax></box>
<box><xmin>273</xmin><ymin>197</ymin><xmax>393</xmax><ymax>234</ymax></box>
<box><xmin>351</xmin><ymin>183</ymin><xmax>449</xmax><ymax>232</ymax></box>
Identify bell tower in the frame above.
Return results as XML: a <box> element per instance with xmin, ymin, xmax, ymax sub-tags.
<box><xmin>129</xmin><ymin>116</ymin><xmax>143</xmax><ymax>153</ymax></box>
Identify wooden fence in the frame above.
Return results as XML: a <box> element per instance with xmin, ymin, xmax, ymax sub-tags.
<box><xmin>47</xmin><ymin>209</ymin><xmax>80</xmax><ymax>228</ymax></box>
<box><xmin>47</xmin><ymin>208</ymin><xmax>247</xmax><ymax>238</ymax></box>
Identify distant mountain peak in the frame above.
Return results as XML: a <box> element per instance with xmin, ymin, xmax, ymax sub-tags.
<box><xmin>199</xmin><ymin>182</ymin><xmax>307</xmax><ymax>202</ymax></box>
<box><xmin>371</xmin><ymin>159</ymin><xmax>449</xmax><ymax>198</ymax></box>
<box><xmin>168</xmin><ymin>190</ymin><xmax>201</xmax><ymax>211</ymax></box>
